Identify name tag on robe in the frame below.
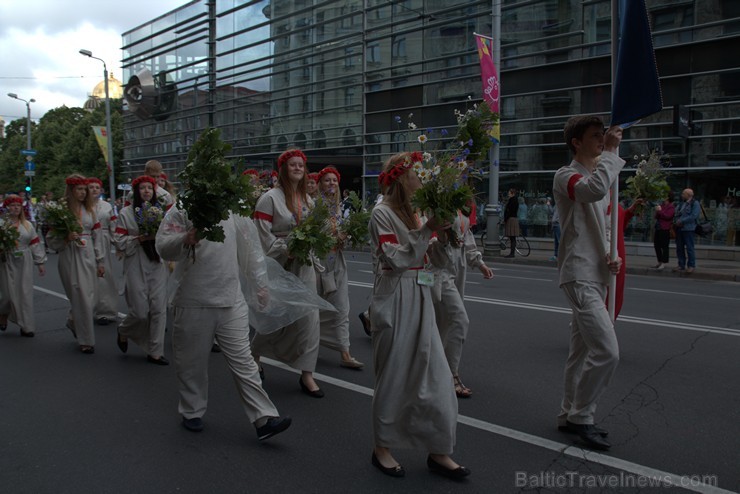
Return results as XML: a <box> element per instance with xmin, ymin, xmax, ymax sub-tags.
<box><xmin>417</xmin><ymin>270</ymin><xmax>435</xmax><ymax>286</ymax></box>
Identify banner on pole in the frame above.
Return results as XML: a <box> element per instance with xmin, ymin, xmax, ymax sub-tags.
<box><xmin>611</xmin><ymin>0</ymin><xmax>663</xmax><ymax>127</ymax></box>
<box><xmin>474</xmin><ymin>34</ymin><xmax>500</xmax><ymax>142</ymax></box>
<box><xmin>92</xmin><ymin>126</ymin><xmax>111</xmax><ymax>174</ymax></box>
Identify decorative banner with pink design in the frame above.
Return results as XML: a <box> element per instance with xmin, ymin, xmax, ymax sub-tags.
<box><xmin>474</xmin><ymin>34</ymin><xmax>500</xmax><ymax>142</ymax></box>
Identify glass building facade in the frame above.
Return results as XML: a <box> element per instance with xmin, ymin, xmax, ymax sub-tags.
<box><xmin>121</xmin><ymin>0</ymin><xmax>740</xmax><ymax>248</ymax></box>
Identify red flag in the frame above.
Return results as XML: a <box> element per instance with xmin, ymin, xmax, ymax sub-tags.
<box><xmin>474</xmin><ymin>34</ymin><xmax>500</xmax><ymax>142</ymax></box>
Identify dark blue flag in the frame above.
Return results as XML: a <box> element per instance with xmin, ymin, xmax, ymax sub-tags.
<box><xmin>611</xmin><ymin>0</ymin><xmax>663</xmax><ymax>127</ymax></box>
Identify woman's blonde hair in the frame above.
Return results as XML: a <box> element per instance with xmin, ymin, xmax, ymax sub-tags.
<box><xmin>380</xmin><ymin>152</ymin><xmax>418</xmax><ymax>231</ymax></box>
<box><xmin>64</xmin><ymin>174</ymin><xmax>96</xmax><ymax>218</ymax></box>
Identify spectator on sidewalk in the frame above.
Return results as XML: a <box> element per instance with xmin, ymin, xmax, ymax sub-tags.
<box><xmin>673</xmin><ymin>188</ymin><xmax>700</xmax><ymax>274</ymax></box>
<box><xmin>652</xmin><ymin>193</ymin><xmax>675</xmax><ymax>271</ymax></box>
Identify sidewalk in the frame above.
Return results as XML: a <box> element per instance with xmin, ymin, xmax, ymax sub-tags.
<box><xmin>483</xmin><ymin>247</ymin><xmax>740</xmax><ymax>282</ymax></box>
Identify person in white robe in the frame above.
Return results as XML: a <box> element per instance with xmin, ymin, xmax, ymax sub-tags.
<box><xmin>46</xmin><ymin>175</ymin><xmax>105</xmax><ymax>354</ymax></box>
<box><xmin>368</xmin><ymin>152</ymin><xmax>470</xmax><ymax>479</ymax></box>
<box><xmin>113</xmin><ymin>175</ymin><xmax>168</xmax><ymax>365</ymax></box>
<box><xmin>431</xmin><ymin>210</ymin><xmax>493</xmax><ymax>398</ymax></box>
<box><xmin>314</xmin><ymin>166</ymin><xmax>363</xmax><ymax>369</ymax></box>
<box><xmin>88</xmin><ymin>178</ymin><xmax>119</xmax><ymax>325</ymax></box>
<box><xmin>156</xmin><ymin>203</ymin><xmax>291</xmax><ymax>440</ymax></box>
<box><xmin>124</xmin><ymin>160</ymin><xmax>174</xmax><ymax>210</ymax></box>
<box><xmin>0</xmin><ymin>195</ymin><xmax>47</xmax><ymax>337</ymax></box>
<box><xmin>252</xmin><ymin>149</ymin><xmax>322</xmax><ymax>397</ymax></box>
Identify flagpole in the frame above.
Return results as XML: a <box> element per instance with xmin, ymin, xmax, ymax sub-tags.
<box><xmin>608</xmin><ymin>0</ymin><xmax>619</xmax><ymax>321</ymax></box>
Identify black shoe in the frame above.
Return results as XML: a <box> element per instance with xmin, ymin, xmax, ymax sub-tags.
<box><xmin>256</xmin><ymin>416</ymin><xmax>292</xmax><ymax>441</ymax></box>
<box><xmin>565</xmin><ymin>423</ymin><xmax>611</xmax><ymax>450</ymax></box>
<box><xmin>147</xmin><ymin>355</ymin><xmax>170</xmax><ymax>366</ymax></box>
<box><xmin>371</xmin><ymin>452</ymin><xmax>405</xmax><ymax>478</ymax></box>
<box><xmin>426</xmin><ymin>455</ymin><xmax>471</xmax><ymax>479</ymax></box>
<box><xmin>80</xmin><ymin>345</ymin><xmax>95</xmax><ymax>354</ymax></box>
<box><xmin>504</xmin><ymin>253</ymin><xmax>515</xmax><ymax>258</ymax></box>
<box><xmin>358</xmin><ymin>312</ymin><xmax>371</xmax><ymax>336</ymax></box>
<box><xmin>116</xmin><ymin>330</ymin><xmax>128</xmax><ymax>353</ymax></box>
<box><xmin>20</xmin><ymin>329</ymin><xmax>35</xmax><ymax>338</ymax></box>
<box><xmin>97</xmin><ymin>317</ymin><xmax>112</xmax><ymax>326</ymax></box>
<box><xmin>299</xmin><ymin>377</ymin><xmax>324</xmax><ymax>398</ymax></box>
<box><xmin>258</xmin><ymin>366</ymin><xmax>265</xmax><ymax>381</ymax></box>
<box><xmin>211</xmin><ymin>343</ymin><xmax>221</xmax><ymax>353</ymax></box>
<box><xmin>182</xmin><ymin>417</ymin><xmax>204</xmax><ymax>432</ymax></box>
<box><xmin>558</xmin><ymin>420</ymin><xmax>609</xmax><ymax>437</ymax></box>
<box><xmin>0</xmin><ymin>324</ymin><xmax>6</xmax><ymax>331</ymax></box>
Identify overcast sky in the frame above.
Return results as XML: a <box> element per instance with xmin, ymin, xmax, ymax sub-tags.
<box><xmin>0</xmin><ymin>0</ymin><xmax>188</xmax><ymax>126</ymax></box>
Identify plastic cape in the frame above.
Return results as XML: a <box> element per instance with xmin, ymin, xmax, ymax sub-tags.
<box><xmin>235</xmin><ymin>216</ymin><xmax>336</xmax><ymax>335</ymax></box>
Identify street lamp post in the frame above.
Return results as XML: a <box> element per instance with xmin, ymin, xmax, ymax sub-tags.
<box><xmin>79</xmin><ymin>49</ymin><xmax>116</xmax><ymax>208</ymax></box>
<box><xmin>7</xmin><ymin>92</ymin><xmax>35</xmax><ymax>193</ymax></box>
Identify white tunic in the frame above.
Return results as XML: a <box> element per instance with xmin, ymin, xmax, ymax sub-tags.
<box><xmin>46</xmin><ymin>208</ymin><xmax>104</xmax><ymax>347</ymax></box>
<box><xmin>0</xmin><ymin>220</ymin><xmax>47</xmax><ymax>332</ymax></box>
<box><xmin>251</xmin><ymin>187</ymin><xmax>320</xmax><ymax>372</ymax></box>
<box><xmin>369</xmin><ymin>203</ymin><xmax>457</xmax><ymax>453</ymax></box>
<box><xmin>113</xmin><ymin>206</ymin><xmax>168</xmax><ymax>356</ymax></box>
<box><xmin>93</xmin><ymin>199</ymin><xmax>119</xmax><ymax>320</ymax></box>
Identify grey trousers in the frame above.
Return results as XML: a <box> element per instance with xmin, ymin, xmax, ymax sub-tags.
<box><xmin>172</xmin><ymin>299</ymin><xmax>278</xmax><ymax>424</ymax></box>
<box><xmin>434</xmin><ymin>273</ymin><xmax>469</xmax><ymax>375</ymax></box>
<box><xmin>558</xmin><ymin>281</ymin><xmax>619</xmax><ymax>426</ymax></box>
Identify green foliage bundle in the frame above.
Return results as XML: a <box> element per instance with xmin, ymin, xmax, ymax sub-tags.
<box><xmin>338</xmin><ymin>191</ymin><xmax>372</xmax><ymax>249</ymax></box>
<box><xmin>178</xmin><ymin>128</ymin><xmax>256</xmax><ymax>252</ymax></box>
<box><xmin>0</xmin><ymin>217</ymin><xmax>21</xmax><ymax>262</ymax></box>
<box><xmin>624</xmin><ymin>150</ymin><xmax>671</xmax><ymax>214</ymax></box>
<box><xmin>287</xmin><ymin>198</ymin><xmax>335</xmax><ymax>267</ymax></box>
<box><xmin>453</xmin><ymin>100</ymin><xmax>498</xmax><ymax>163</ymax></box>
<box><xmin>45</xmin><ymin>199</ymin><xmax>83</xmax><ymax>245</ymax></box>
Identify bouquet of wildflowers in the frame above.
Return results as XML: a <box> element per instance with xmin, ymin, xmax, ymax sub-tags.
<box><xmin>338</xmin><ymin>191</ymin><xmax>372</xmax><ymax>249</ymax></box>
<box><xmin>0</xmin><ymin>217</ymin><xmax>20</xmax><ymax>262</ymax></box>
<box><xmin>453</xmin><ymin>99</ymin><xmax>497</xmax><ymax>163</ymax></box>
<box><xmin>178</xmin><ymin>128</ymin><xmax>257</xmax><ymax>260</ymax></box>
<box><xmin>411</xmin><ymin>151</ymin><xmax>474</xmax><ymax>226</ymax></box>
<box><xmin>624</xmin><ymin>150</ymin><xmax>671</xmax><ymax>214</ymax></box>
<box><xmin>287</xmin><ymin>198</ymin><xmax>335</xmax><ymax>267</ymax></box>
<box><xmin>134</xmin><ymin>201</ymin><xmax>164</xmax><ymax>237</ymax></box>
<box><xmin>45</xmin><ymin>199</ymin><xmax>83</xmax><ymax>246</ymax></box>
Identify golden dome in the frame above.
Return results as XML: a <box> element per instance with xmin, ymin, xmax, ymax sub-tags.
<box><xmin>92</xmin><ymin>74</ymin><xmax>124</xmax><ymax>99</ymax></box>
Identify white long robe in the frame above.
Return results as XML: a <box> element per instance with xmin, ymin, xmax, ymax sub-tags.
<box><xmin>46</xmin><ymin>208</ymin><xmax>104</xmax><ymax>347</ymax></box>
<box><xmin>251</xmin><ymin>187</ymin><xmax>320</xmax><ymax>372</ymax></box>
<box><xmin>0</xmin><ymin>220</ymin><xmax>47</xmax><ymax>332</ymax></box>
<box><xmin>93</xmin><ymin>199</ymin><xmax>119</xmax><ymax>320</ymax></box>
<box><xmin>317</xmin><ymin>207</ymin><xmax>351</xmax><ymax>353</ymax></box>
<box><xmin>369</xmin><ymin>203</ymin><xmax>457</xmax><ymax>454</ymax></box>
<box><xmin>113</xmin><ymin>206</ymin><xmax>167</xmax><ymax>357</ymax></box>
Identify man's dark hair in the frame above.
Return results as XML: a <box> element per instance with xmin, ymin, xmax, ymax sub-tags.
<box><xmin>564</xmin><ymin>115</ymin><xmax>604</xmax><ymax>154</ymax></box>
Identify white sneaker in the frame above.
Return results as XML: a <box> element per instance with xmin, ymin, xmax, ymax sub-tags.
<box><xmin>654</xmin><ymin>263</ymin><xmax>664</xmax><ymax>271</ymax></box>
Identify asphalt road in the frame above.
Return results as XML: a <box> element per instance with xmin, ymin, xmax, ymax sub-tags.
<box><xmin>1</xmin><ymin>251</ymin><xmax>739</xmax><ymax>493</ymax></box>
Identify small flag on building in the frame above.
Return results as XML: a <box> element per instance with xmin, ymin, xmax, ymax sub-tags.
<box><xmin>611</xmin><ymin>0</ymin><xmax>663</xmax><ymax>127</ymax></box>
<box><xmin>92</xmin><ymin>126</ymin><xmax>111</xmax><ymax>174</ymax></box>
<box><xmin>474</xmin><ymin>34</ymin><xmax>500</xmax><ymax>142</ymax></box>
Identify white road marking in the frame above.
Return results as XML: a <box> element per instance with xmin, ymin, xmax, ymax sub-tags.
<box><xmin>348</xmin><ymin>282</ymin><xmax>740</xmax><ymax>338</ymax></box>
<box><xmin>263</xmin><ymin>358</ymin><xmax>731</xmax><ymax>494</ymax></box>
<box><xmin>34</xmin><ymin>283</ymin><xmax>733</xmax><ymax>492</ymax></box>
<box><xmin>629</xmin><ymin>287</ymin><xmax>740</xmax><ymax>301</ymax></box>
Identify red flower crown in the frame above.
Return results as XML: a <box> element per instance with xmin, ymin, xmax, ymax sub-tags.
<box><xmin>242</xmin><ymin>169</ymin><xmax>259</xmax><ymax>176</ymax></box>
<box><xmin>87</xmin><ymin>177</ymin><xmax>103</xmax><ymax>187</ymax></box>
<box><xmin>307</xmin><ymin>173</ymin><xmax>320</xmax><ymax>182</ymax></box>
<box><xmin>317</xmin><ymin>166</ymin><xmax>341</xmax><ymax>184</ymax></box>
<box><xmin>3</xmin><ymin>195</ymin><xmax>22</xmax><ymax>207</ymax></box>
<box><xmin>65</xmin><ymin>177</ymin><xmax>88</xmax><ymax>186</ymax></box>
<box><xmin>277</xmin><ymin>149</ymin><xmax>307</xmax><ymax>169</ymax></box>
<box><xmin>132</xmin><ymin>175</ymin><xmax>157</xmax><ymax>188</ymax></box>
<box><xmin>378</xmin><ymin>152</ymin><xmax>423</xmax><ymax>187</ymax></box>
<box><xmin>160</xmin><ymin>172</ymin><xmax>168</xmax><ymax>180</ymax></box>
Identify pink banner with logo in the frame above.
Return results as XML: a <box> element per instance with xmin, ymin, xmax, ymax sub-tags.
<box><xmin>475</xmin><ymin>34</ymin><xmax>500</xmax><ymax>142</ymax></box>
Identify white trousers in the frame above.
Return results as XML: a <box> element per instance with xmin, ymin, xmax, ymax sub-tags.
<box><xmin>434</xmin><ymin>272</ymin><xmax>469</xmax><ymax>375</ymax></box>
<box><xmin>172</xmin><ymin>299</ymin><xmax>278</xmax><ymax>423</ymax></box>
<box><xmin>558</xmin><ymin>281</ymin><xmax>619</xmax><ymax>425</ymax></box>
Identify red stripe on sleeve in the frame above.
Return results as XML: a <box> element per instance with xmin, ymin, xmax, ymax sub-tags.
<box><xmin>110</xmin><ymin>215</ymin><xmax>118</xmax><ymax>221</ymax></box>
<box><xmin>567</xmin><ymin>173</ymin><xmax>583</xmax><ymax>201</ymax></box>
<box><xmin>254</xmin><ymin>211</ymin><xmax>273</xmax><ymax>222</ymax></box>
<box><xmin>30</xmin><ymin>237</ymin><xmax>40</xmax><ymax>246</ymax></box>
<box><xmin>379</xmin><ymin>234</ymin><xmax>399</xmax><ymax>245</ymax></box>
<box><xmin>92</xmin><ymin>222</ymin><xmax>101</xmax><ymax>230</ymax></box>
<box><xmin>115</xmin><ymin>227</ymin><xmax>129</xmax><ymax>235</ymax></box>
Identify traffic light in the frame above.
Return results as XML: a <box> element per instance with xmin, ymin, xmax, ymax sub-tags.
<box><xmin>24</xmin><ymin>177</ymin><xmax>31</xmax><ymax>193</ymax></box>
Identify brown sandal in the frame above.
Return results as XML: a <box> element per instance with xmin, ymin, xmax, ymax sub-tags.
<box><xmin>453</xmin><ymin>376</ymin><xmax>472</xmax><ymax>398</ymax></box>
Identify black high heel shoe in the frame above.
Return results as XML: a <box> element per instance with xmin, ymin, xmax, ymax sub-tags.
<box><xmin>299</xmin><ymin>377</ymin><xmax>324</xmax><ymax>398</ymax></box>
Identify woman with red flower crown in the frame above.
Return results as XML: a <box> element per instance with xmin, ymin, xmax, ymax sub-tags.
<box><xmin>46</xmin><ymin>174</ymin><xmax>105</xmax><ymax>354</ymax></box>
<box><xmin>87</xmin><ymin>177</ymin><xmax>119</xmax><ymax>326</ymax></box>
<box><xmin>0</xmin><ymin>194</ymin><xmax>47</xmax><ymax>337</ymax></box>
<box><xmin>112</xmin><ymin>175</ymin><xmax>169</xmax><ymax>365</ymax></box>
<box><xmin>315</xmin><ymin>166</ymin><xmax>363</xmax><ymax>369</ymax></box>
<box><xmin>251</xmin><ymin>149</ymin><xmax>323</xmax><ymax>397</ymax></box>
<box><xmin>368</xmin><ymin>152</ymin><xmax>470</xmax><ymax>479</ymax></box>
